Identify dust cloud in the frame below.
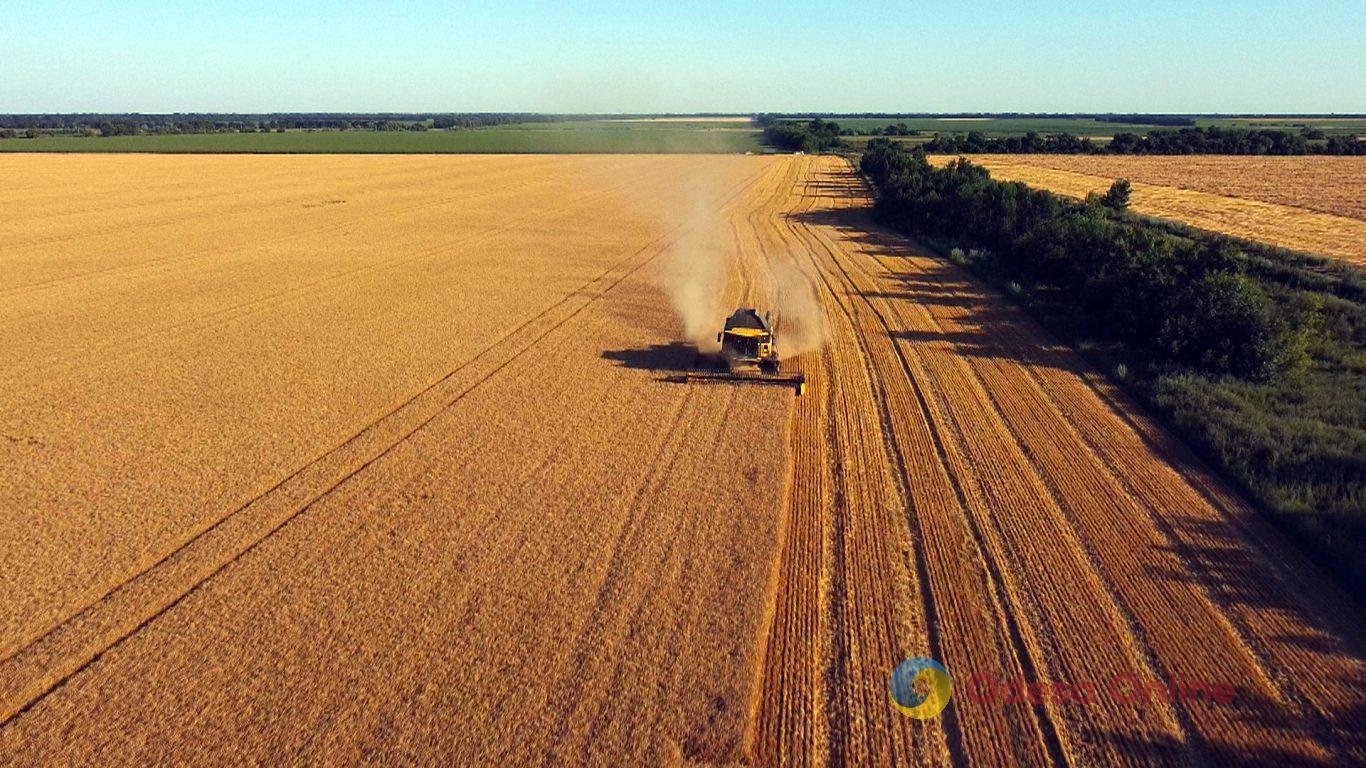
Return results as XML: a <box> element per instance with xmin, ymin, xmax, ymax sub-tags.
<box><xmin>657</xmin><ymin>198</ymin><xmax>727</xmax><ymax>353</ymax></box>
<box><xmin>768</xmin><ymin>259</ymin><xmax>829</xmax><ymax>359</ymax></box>
<box><xmin>650</xmin><ymin>162</ymin><xmax>828</xmax><ymax>359</ymax></box>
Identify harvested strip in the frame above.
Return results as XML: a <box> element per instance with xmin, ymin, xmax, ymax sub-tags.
<box><xmin>755</xmin><ymin>156</ymin><xmax>1365</xmax><ymax>766</ymax></box>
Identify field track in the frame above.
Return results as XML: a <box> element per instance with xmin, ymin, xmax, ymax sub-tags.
<box><xmin>930</xmin><ymin>154</ymin><xmax>1366</xmax><ymax>266</ymax></box>
<box><xmin>2</xmin><ymin>154</ymin><xmax>1363</xmax><ymax>765</ymax></box>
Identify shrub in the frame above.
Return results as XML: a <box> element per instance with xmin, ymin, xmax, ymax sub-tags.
<box><xmin>1102</xmin><ymin>179</ymin><xmax>1131</xmax><ymax>211</ymax></box>
<box><xmin>1158</xmin><ymin>272</ymin><xmax>1282</xmax><ymax>379</ymax></box>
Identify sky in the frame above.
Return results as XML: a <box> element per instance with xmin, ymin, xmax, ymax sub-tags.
<box><xmin>2</xmin><ymin>0</ymin><xmax>1363</xmax><ymax>114</ymax></box>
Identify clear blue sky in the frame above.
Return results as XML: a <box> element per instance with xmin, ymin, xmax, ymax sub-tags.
<box><xmin>3</xmin><ymin>0</ymin><xmax>1363</xmax><ymax>113</ymax></box>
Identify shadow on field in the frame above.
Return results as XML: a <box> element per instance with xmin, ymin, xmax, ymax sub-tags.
<box><xmin>788</xmin><ymin>188</ymin><xmax>1075</xmax><ymax>372</ymax></box>
<box><xmin>1049</xmin><ymin>515</ymin><xmax>1364</xmax><ymax>763</ymax></box>
<box><xmin>1142</xmin><ymin>511</ymin><xmax>1366</xmax><ymax>744</ymax></box>
<box><xmin>1092</xmin><ymin>730</ymin><xmax>1340</xmax><ymax>768</ymax></box>
<box><xmin>1145</xmin><ymin>514</ymin><xmax>1290</xmax><ymax>611</ymax></box>
<box><xmin>794</xmin><ymin>179</ymin><xmax>857</xmax><ymax>200</ymax></box>
<box><xmin>1147</xmin><ymin>512</ymin><xmax>1366</xmax><ymax>648</ymax></box>
<box><xmin>802</xmin><ymin>159</ymin><xmax>1366</xmax><ymax>765</ymax></box>
<box><xmin>601</xmin><ymin>341</ymin><xmax>697</xmax><ymax>373</ymax></box>
<box><xmin>883</xmin><ymin>328</ymin><xmax>1062</xmax><ymax>371</ymax></box>
<box><xmin>790</xmin><ymin>200</ymin><xmax>880</xmax><ymax>235</ymax></box>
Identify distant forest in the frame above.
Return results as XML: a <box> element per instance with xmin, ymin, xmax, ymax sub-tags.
<box><xmin>756</xmin><ymin>116</ymin><xmax>1364</xmax><ymax>156</ymax></box>
<box><xmin>760</xmin><ymin>112</ymin><xmax>1202</xmax><ymax>126</ymax></box>
<box><xmin>923</xmin><ymin>126</ymin><xmax>1366</xmax><ymax>156</ymax></box>
<box><xmin>0</xmin><ymin>113</ymin><xmax>580</xmax><ymax>138</ymax></box>
<box><xmin>0</xmin><ymin>112</ymin><xmax>755</xmax><ymax>139</ymax></box>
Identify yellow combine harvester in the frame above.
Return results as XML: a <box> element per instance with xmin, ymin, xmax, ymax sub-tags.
<box><xmin>679</xmin><ymin>308</ymin><xmax>806</xmax><ymax>395</ymax></box>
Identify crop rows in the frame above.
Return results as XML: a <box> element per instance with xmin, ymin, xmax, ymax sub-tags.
<box><xmin>2</xmin><ymin>154</ymin><xmax>1361</xmax><ymax>765</ymax></box>
<box><xmin>1</xmin><ymin>155</ymin><xmax>793</xmax><ymax>763</ymax></box>
<box><xmin>752</xmin><ymin>155</ymin><xmax>1365</xmax><ymax>766</ymax></box>
<box><xmin>964</xmin><ymin>154</ymin><xmax>1366</xmax><ymax>220</ymax></box>
<box><xmin>929</xmin><ymin>154</ymin><xmax>1366</xmax><ymax>265</ymax></box>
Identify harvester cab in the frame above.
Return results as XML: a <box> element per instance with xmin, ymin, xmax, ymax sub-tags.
<box><xmin>675</xmin><ymin>307</ymin><xmax>806</xmax><ymax>395</ymax></box>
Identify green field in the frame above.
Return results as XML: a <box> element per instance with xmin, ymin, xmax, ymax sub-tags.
<box><xmin>826</xmin><ymin>116</ymin><xmax>1168</xmax><ymax>136</ymax></box>
<box><xmin>0</xmin><ymin>120</ymin><xmax>763</xmax><ymax>154</ymax></box>
<box><xmin>834</xmin><ymin>116</ymin><xmax>1366</xmax><ymax>150</ymax></box>
<box><xmin>1194</xmin><ymin>116</ymin><xmax>1366</xmax><ymax>135</ymax></box>
<box><xmin>803</xmin><ymin>115</ymin><xmax>1366</xmax><ymax>145</ymax></box>
<box><xmin>7</xmin><ymin>115</ymin><xmax>1359</xmax><ymax>154</ymax></box>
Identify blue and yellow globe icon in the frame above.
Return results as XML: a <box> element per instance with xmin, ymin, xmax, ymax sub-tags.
<box><xmin>889</xmin><ymin>657</ymin><xmax>952</xmax><ymax>719</ymax></box>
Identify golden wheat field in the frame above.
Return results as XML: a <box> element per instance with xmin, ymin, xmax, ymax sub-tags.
<box><xmin>2</xmin><ymin>154</ymin><xmax>1363</xmax><ymax>765</ymax></box>
<box><xmin>931</xmin><ymin>154</ymin><xmax>1366</xmax><ymax>265</ymax></box>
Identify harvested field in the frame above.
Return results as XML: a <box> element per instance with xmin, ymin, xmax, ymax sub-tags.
<box><xmin>961</xmin><ymin>155</ymin><xmax>1366</xmax><ymax>220</ymax></box>
<box><xmin>931</xmin><ymin>154</ymin><xmax>1366</xmax><ymax>265</ymax></box>
<box><xmin>2</xmin><ymin>154</ymin><xmax>1363</xmax><ymax>765</ymax></box>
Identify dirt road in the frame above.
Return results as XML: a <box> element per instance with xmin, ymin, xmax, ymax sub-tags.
<box><xmin>2</xmin><ymin>154</ymin><xmax>1362</xmax><ymax>765</ymax></box>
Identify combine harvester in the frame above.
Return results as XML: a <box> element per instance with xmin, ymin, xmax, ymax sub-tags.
<box><xmin>675</xmin><ymin>308</ymin><xmax>806</xmax><ymax>395</ymax></box>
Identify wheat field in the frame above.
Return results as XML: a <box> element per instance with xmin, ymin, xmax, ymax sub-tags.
<box><xmin>931</xmin><ymin>154</ymin><xmax>1366</xmax><ymax>265</ymax></box>
<box><xmin>2</xmin><ymin>154</ymin><xmax>1362</xmax><ymax>765</ymax></box>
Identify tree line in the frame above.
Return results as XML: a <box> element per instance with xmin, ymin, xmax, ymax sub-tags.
<box><xmin>922</xmin><ymin>126</ymin><xmax>1365</xmax><ymax>155</ymax></box>
<box><xmin>859</xmin><ymin>137</ymin><xmax>1366</xmax><ymax>599</ymax></box>
<box><xmin>1096</xmin><ymin>114</ymin><xmax>1195</xmax><ymax>126</ymax></box>
<box><xmin>761</xmin><ymin>118</ymin><xmax>847</xmax><ymax>152</ymax></box>
<box><xmin>861</xmin><ymin>138</ymin><xmax>1299</xmax><ymax>377</ymax></box>
<box><xmin>841</xmin><ymin>123</ymin><xmax>922</xmax><ymax>137</ymax></box>
<box><xmin>0</xmin><ymin>113</ymin><xmax>566</xmax><ymax>139</ymax></box>
<box><xmin>756</xmin><ymin>112</ymin><xmax>1198</xmax><ymax>126</ymax></box>
<box><xmin>921</xmin><ymin>131</ymin><xmax>1100</xmax><ymax>154</ymax></box>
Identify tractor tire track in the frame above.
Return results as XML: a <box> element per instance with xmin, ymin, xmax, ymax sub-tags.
<box><xmin>0</xmin><ymin>161</ymin><xmax>773</xmax><ymax>725</ymax></box>
<box><xmin>753</xmin><ymin>155</ymin><xmax>1365</xmax><ymax>766</ymax></box>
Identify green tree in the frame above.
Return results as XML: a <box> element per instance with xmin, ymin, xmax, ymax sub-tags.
<box><xmin>1102</xmin><ymin>179</ymin><xmax>1132</xmax><ymax>211</ymax></box>
<box><xmin>1160</xmin><ymin>272</ymin><xmax>1282</xmax><ymax>379</ymax></box>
